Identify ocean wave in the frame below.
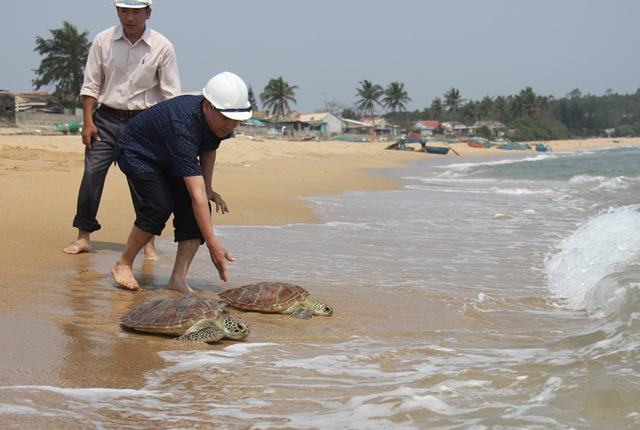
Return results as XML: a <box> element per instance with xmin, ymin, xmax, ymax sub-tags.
<box><xmin>443</xmin><ymin>154</ymin><xmax>554</xmax><ymax>171</ymax></box>
<box><xmin>544</xmin><ymin>205</ymin><xmax>640</xmax><ymax>317</ymax></box>
<box><xmin>492</xmin><ymin>187</ymin><xmax>555</xmax><ymax>195</ymax></box>
<box><xmin>570</xmin><ymin>174</ymin><xmax>635</xmax><ymax>191</ymax></box>
<box><xmin>429</xmin><ymin>155</ymin><xmax>555</xmax><ymax>179</ymax></box>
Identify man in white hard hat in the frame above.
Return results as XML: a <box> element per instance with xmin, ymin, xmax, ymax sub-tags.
<box><xmin>111</xmin><ymin>72</ymin><xmax>252</xmax><ymax>292</ymax></box>
<box><xmin>64</xmin><ymin>0</ymin><xmax>180</xmax><ymax>258</ymax></box>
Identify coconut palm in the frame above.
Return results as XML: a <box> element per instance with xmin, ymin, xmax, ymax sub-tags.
<box><xmin>260</xmin><ymin>76</ymin><xmax>298</xmax><ymax>125</ymax></box>
<box><xmin>382</xmin><ymin>81</ymin><xmax>411</xmax><ymax>113</ymax></box>
<box><xmin>444</xmin><ymin>87</ymin><xmax>464</xmax><ymax>120</ymax></box>
<box><xmin>494</xmin><ymin>96</ymin><xmax>509</xmax><ymax>123</ymax></box>
<box><xmin>33</xmin><ymin>21</ymin><xmax>91</xmax><ymax>109</ymax></box>
<box><xmin>478</xmin><ymin>96</ymin><xmax>494</xmax><ymax>120</ymax></box>
<box><xmin>512</xmin><ymin>87</ymin><xmax>544</xmax><ymax>118</ymax></box>
<box><xmin>355</xmin><ymin>79</ymin><xmax>383</xmax><ymax>134</ymax></box>
<box><xmin>429</xmin><ymin>97</ymin><xmax>444</xmax><ymax>121</ymax></box>
<box><xmin>247</xmin><ymin>85</ymin><xmax>258</xmax><ymax>110</ymax></box>
<box><xmin>461</xmin><ymin>100</ymin><xmax>480</xmax><ymax>125</ymax></box>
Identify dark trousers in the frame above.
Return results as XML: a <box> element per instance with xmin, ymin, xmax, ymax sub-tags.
<box><xmin>72</xmin><ymin>108</ymin><xmax>131</xmax><ymax>232</ymax></box>
<box><xmin>126</xmin><ymin>170</ymin><xmax>209</xmax><ymax>244</ymax></box>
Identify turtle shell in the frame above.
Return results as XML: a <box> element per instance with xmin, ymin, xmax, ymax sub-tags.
<box><xmin>121</xmin><ymin>295</ymin><xmax>226</xmax><ymax>336</ymax></box>
<box><xmin>219</xmin><ymin>282</ymin><xmax>309</xmax><ymax>313</ymax></box>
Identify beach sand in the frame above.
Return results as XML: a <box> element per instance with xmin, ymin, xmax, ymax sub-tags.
<box><xmin>0</xmin><ymin>133</ymin><xmax>637</xmax><ymax>395</ymax></box>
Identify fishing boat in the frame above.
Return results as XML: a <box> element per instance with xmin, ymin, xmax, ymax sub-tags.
<box><xmin>467</xmin><ymin>140</ymin><xmax>486</xmax><ymax>148</ymax></box>
<box><xmin>407</xmin><ymin>132</ymin><xmax>422</xmax><ymax>143</ymax></box>
<box><xmin>498</xmin><ymin>143</ymin><xmax>531</xmax><ymax>150</ymax></box>
<box><xmin>424</xmin><ymin>146</ymin><xmax>450</xmax><ymax>155</ymax></box>
<box><xmin>535</xmin><ymin>143</ymin><xmax>552</xmax><ymax>152</ymax></box>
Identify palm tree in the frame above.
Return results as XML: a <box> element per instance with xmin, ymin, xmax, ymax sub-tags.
<box><xmin>260</xmin><ymin>76</ymin><xmax>298</xmax><ymax>127</ymax></box>
<box><xmin>33</xmin><ymin>21</ymin><xmax>91</xmax><ymax>109</ymax></box>
<box><xmin>429</xmin><ymin>97</ymin><xmax>444</xmax><ymax>121</ymax></box>
<box><xmin>382</xmin><ymin>81</ymin><xmax>411</xmax><ymax>113</ymax></box>
<box><xmin>494</xmin><ymin>96</ymin><xmax>509</xmax><ymax>123</ymax></box>
<box><xmin>461</xmin><ymin>100</ymin><xmax>480</xmax><ymax>125</ymax></box>
<box><xmin>444</xmin><ymin>87</ymin><xmax>464</xmax><ymax>120</ymax></box>
<box><xmin>247</xmin><ymin>85</ymin><xmax>258</xmax><ymax>110</ymax></box>
<box><xmin>512</xmin><ymin>87</ymin><xmax>544</xmax><ymax>118</ymax></box>
<box><xmin>478</xmin><ymin>96</ymin><xmax>494</xmax><ymax>120</ymax></box>
<box><xmin>355</xmin><ymin>80</ymin><xmax>383</xmax><ymax>134</ymax></box>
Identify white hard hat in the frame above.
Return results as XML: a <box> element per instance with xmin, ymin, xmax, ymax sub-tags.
<box><xmin>114</xmin><ymin>0</ymin><xmax>152</xmax><ymax>8</ymax></box>
<box><xmin>202</xmin><ymin>72</ymin><xmax>252</xmax><ymax>121</ymax></box>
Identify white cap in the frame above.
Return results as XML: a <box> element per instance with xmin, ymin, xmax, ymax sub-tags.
<box><xmin>114</xmin><ymin>0</ymin><xmax>152</xmax><ymax>8</ymax></box>
<box><xmin>202</xmin><ymin>72</ymin><xmax>252</xmax><ymax>121</ymax></box>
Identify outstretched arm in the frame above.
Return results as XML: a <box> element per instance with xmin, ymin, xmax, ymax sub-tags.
<box><xmin>183</xmin><ymin>175</ymin><xmax>234</xmax><ymax>282</ymax></box>
<box><xmin>200</xmin><ymin>150</ymin><xmax>229</xmax><ymax>214</ymax></box>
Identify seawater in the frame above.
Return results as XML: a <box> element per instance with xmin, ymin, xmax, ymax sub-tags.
<box><xmin>3</xmin><ymin>145</ymin><xmax>640</xmax><ymax>428</ymax></box>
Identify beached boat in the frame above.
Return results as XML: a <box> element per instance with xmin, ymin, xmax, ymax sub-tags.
<box><xmin>467</xmin><ymin>141</ymin><xmax>486</xmax><ymax>148</ymax></box>
<box><xmin>535</xmin><ymin>144</ymin><xmax>551</xmax><ymax>152</ymax></box>
<box><xmin>407</xmin><ymin>132</ymin><xmax>422</xmax><ymax>143</ymax></box>
<box><xmin>498</xmin><ymin>143</ymin><xmax>531</xmax><ymax>150</ymax></box>
<box><xmin>424</xmin><ymin>146</ymin><xmax>450</xmax><ymax>155</ymax></box>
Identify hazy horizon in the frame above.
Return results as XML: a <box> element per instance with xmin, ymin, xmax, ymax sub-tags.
<box><xmin>2</xmin><ymin>0</ymin><xmax>638</xmax><ymax>114</ymax></box>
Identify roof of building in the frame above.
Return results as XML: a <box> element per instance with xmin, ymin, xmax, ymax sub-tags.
<box><xmin>415</xmin><ymin>120</ymin><xmax>440</xmax><ymax>129</ymax></box>
<box><xmin>297</xmin><ymin>112</ymin><xmax>333</xmax><ymax>123</ymax></box>
<box><xmin>342</xmin><ymin>118</ymin><xmax>370</xmax><ymax>127</ymax></box>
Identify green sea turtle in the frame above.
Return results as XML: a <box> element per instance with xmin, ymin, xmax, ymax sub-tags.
<box><xmin>218</xmin><ymin>282</ymin><xmax>334</xmax><ymax>320</ymax></box>
<box><xmin>120</xmin><ymin>295</ymin><xmax>250</xmax><ymax>342</ymax></box>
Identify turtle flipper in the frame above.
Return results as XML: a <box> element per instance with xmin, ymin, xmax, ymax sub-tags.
<box><xmin>291</xmin><ymin>306</ymin><xmax>313</xmax><ymax>319</ymax></box>
<box><xmin>176</xmin><ymin>327</ymin><xmax>224</xmax><ymax>343</ymax></box>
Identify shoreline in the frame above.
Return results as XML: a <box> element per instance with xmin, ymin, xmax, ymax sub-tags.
<box><xmin>0</xmin><ymin>134</ymin><xmax>639</xmax><ymax>392</ymax></box>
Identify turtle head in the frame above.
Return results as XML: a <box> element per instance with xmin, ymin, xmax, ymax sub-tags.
<box><xmin>223</xmin><ymin>315</ymin><xmax>250</xmax><ymax>340</ymax></box>
<box><xmin>313</xmin><ymin>301</ymin><xmax>334</xmax><ymax>317</ymax></box>
<box><xmin>217</xmin><ymin>299</ymin><xmax>230</xmax><ymax>309</ymax></box>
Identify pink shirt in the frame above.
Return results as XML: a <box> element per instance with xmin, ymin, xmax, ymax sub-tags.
<box><xmin>80</xmin><ymin>25</ymin><xmax>181</xmax><ymax>110</ymax></box>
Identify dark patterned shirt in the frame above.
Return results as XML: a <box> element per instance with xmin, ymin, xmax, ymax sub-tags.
<box><xmin>115</xmin><ymin>95</ymin><xmax>229</xmax><ymax>176</ymax></box>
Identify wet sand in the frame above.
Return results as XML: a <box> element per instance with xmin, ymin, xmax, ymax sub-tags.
<box><xmin>0</xmin><ymin>134</ymin><xmax>637</xmax><ymax>393</ymax></box>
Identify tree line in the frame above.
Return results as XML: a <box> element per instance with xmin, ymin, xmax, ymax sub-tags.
<box><xmin>32</xmin><ymin>22</ymin><xmax>640</xmax><ymax>141</ymax></box>
<box><xmin>356</xmin><ymin>84</ymin><xmax>640</xmax><ymax>141</ymax></box>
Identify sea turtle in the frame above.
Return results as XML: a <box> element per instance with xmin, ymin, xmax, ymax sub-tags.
<box><xmin>218</xmin><ymin>282</ymin><xmax>333</xmax><ymax>320</ymax></box>
<box><xmin>120</xmin><ymin>295</ymin><xmax>250</xmax><ymax>343</ymax></box>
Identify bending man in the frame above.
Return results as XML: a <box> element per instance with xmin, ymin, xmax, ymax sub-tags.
<box><xmin>111</xmin><ymin>72</ymin><xmax>252</xmax><ymax>292</ymax></box>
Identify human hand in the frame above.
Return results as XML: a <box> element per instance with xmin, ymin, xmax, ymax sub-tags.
<box><xmin>207</xmin><ymin>190</ymin><xmax>230</xmax><ymax>214</ymax></box>
<box><xmin>81</xmin><ymin>122</ymin><xmax>100</xmax><ymax>149</ymax></box>
<box><xmin>207</xmin><ymin>241</ymin><xmax>235</xmax><ymax>282</ymax></box>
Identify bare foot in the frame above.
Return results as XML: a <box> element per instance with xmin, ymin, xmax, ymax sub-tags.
<box><xmin>167</xmin><ymin>279</ymin><xmax>195</xmax><ymax>294</ymax></box>
<box><xmin>144</xmin><ymin>246</ymin><xmax>159</xmax><ymax>260</ymax></box>
<box><xmin>111</xmin><ymin>263</ymin><xmax>142</xmax><ymax>291</ymax></box>
<box><xmin>63</xmin><ymin>239</ymin><xmax>91</xmax><ymax>255</ymax></box>
<box><xmin>144</xmin><ymin>238</ymin><xmax>159</xmax><ymax>260</ymax></box>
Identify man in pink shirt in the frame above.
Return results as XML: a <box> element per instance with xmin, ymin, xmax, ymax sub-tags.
<box><xmin>64</xmin><ymin>0</ymin><xmax>180</xmax><ymax>256</ymax></box>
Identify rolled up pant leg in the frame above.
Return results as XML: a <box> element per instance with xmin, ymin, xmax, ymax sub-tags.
<box><xmin>72</xmin><ymin>109</ymin><xmax>128</xmax><ymax>232</ymax></box>
<box><xmin>125</xmin><ymin>171</ymin><xmax>210</xmax><ymax>243</ymax></box>
<box><xmin>168</xmin><ymin>175</ymin><xmax>209</xmax><ymax>244</ymax></box>
<box><xmin>126</xmin><ymin>172</ymin><xmax>173</xmax><ymax>236</ymax></box>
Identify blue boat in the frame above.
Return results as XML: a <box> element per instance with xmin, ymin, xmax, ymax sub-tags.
<box><xmin>536</xmin><ymin>144</ymin><xmax>552</xmax><ymax>152</ymax></box>
<box><xmin>499</xmin><ymin>143</ymin><xmax>531</xmax><ymax>150</ymax></box>
<box><xmin>424</xmin><ymin>146</ymin><xmax>450</xmax><ymax>155</ymax></box>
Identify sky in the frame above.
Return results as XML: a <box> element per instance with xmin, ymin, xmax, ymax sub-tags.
<box><xmin>2</xmin><ymin>0</ymin><xmax>639</xmax><ymax>115</ymax></box>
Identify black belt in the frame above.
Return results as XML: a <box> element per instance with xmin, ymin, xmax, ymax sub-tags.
<box><xmin>100</xmin><ymin>105</ymin><xmax>142</xmax><ymax>119</ymax></box>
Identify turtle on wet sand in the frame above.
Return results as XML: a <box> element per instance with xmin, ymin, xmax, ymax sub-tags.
<box><xmin>218</xmin><ymin>282</ymin><xmax>333</xmax><ymax>320</ymax></box>
<box><xmin>120</xmin><ymin>295</ymin><xmax>250</xmax><ymax>342</ymax></box>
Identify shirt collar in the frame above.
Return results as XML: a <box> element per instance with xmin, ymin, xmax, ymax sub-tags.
<box><xmin>113</xmin><ymin>25</ymin><xmax>151</xmax><ymax>46</ymax></box>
